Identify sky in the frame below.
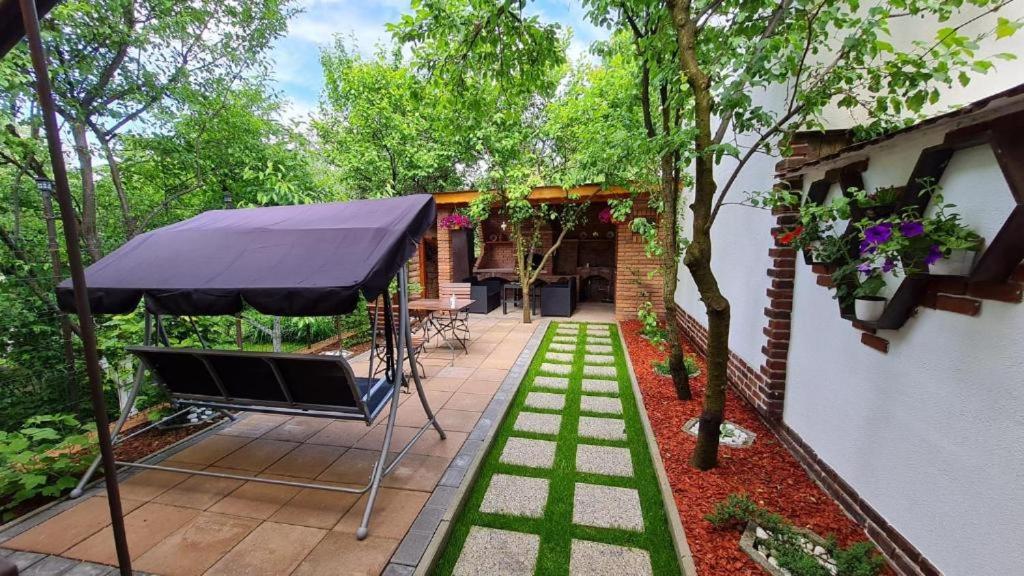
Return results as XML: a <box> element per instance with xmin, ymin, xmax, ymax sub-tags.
<box><xmin>269</xmin><ymin>0</ymin><xmax>609</xmax><ymax>122</ymax></box>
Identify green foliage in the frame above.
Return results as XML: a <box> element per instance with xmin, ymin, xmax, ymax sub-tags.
<box><xmin>653</xmin><ymin>354</ymin><xmax>700</xmax><ymax>377</ymax></box>
<box><xmin>636</xmin><ymin>300</ymin><xmax>667</xmax><ymax>345</ymax></box>
<box><xmin>0</xmin><ymin>414</ymin><xmax>96</xmax><ymax>519</ymax></box>
<box><xmin>706</xmin><ymin>494</ymin><xmax>884</xmax><ymax>576</ymax></box>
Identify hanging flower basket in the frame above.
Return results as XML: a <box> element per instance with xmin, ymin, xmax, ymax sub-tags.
<box><xmin>440</xmin><ymin>213</ymin><xmax>472</xmax><ymax>230</ymax></box>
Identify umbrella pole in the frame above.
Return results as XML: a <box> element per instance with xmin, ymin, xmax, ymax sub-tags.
<box><xmin>18</xmin><ymin>1</ymin><xmax>133</xmax><ymax>573</ymax></box>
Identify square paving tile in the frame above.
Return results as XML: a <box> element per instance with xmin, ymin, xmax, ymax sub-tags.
<box><xmin>458</xmin><ymin>378</ymin><xmax>502</xmax><ymax>395</ymax></box>
<box><xmin>524</xmin><ymin>391</ymin><xmax>565</xmax><ymax>411</ymax></box>
<box><xmin>549</xmin><ymin>343</ymin><xmax>577</xmax><ymax>352</ymax></box>
<box><xmin>583</xmin><ymin>365</ymin><xmax>617</xmax><ymax>378</ymax></box>
<box><xmin>64</xmin><ymin>502</ymin><xmax>200</xmax><ymax>565</ymax></box>
<box><xmin>584</xmin><ymin>344</ymin><xmax>613</xmax><ymax>354</ymax></box>
<box><xmin>2</xmin><ymin>497</ymin><xmax>146</xmax><ymax>555</ymax></box>
<box><xmin>573</xmin><ymin>483</ymin><xmax>644</xmax><ymax>532</ymax></box>
<box><xmin>539</xmin><ymin>362</ymin><xmax>571</xmax><ymax>375</ymax></box>
<box><xmin>544</xmin><ymin>352</ymin><xmax>574</xmax><ymax>363</ymax></box>
<box><xmin>533</xmin><ymin>376</ymin><xmax>569</xmax><ymax>391</ymax></box>
<box><xmin>479</xmin><ymin>474</ymin><xmax>549</xmax><ymax>518</ymax></box>
<box><xmin>207</xmin><ymin>477</ymin><xmax>301</xmax><ymax>519</ymax></box>
<box><xmin>134</xmin><ymin>512</ymin><xmax>260</xmax><ymax>576</ymax></box>
<box><xmin>499</xmin><ymin>438</ymin><xmax>557</xmax><ymax>469</ymax></box>
<box><xmin>264</xmin><ymin>443</ymin><xmax>343</xmax><ymax>479</ymax></box>
<box><xmin>268</xmin><ymin>482</ymin><xmax>361</xmax><ymax>529</ymax></box>
<box><xmin>152</xmin><ymin>468</ymin><xmax>246</xmax><ymax>510</ymax></box>
<box><xmin>453</xmin><ymin>526</ymin><xmax>540</xmax><ymax>576</ymax></box>
<box><xmin>582</xmin><ymin>378</ymin><xmax>619</xmax><ymax>394</ymax></box>
<box><xmin>444</xmin><ymin>392</ymin><xmax>492</xmax><ymax>412</ymax></box>
<box><xmin>118</xmin><ymin>465</ymin><xmax>202</xmax><ymax>501</ymax></box>
<box><xmin>436</xmin><ymin>408</ymin><xmax>481</xmax><ymax>432</ymax></box>
<box><xmin>262</xmin><ymin>417</ymin><xmax>330</xmax><ymax>442</ymax></box>
<box><xmin>217</xmin><ymin>414</ymin><xmax>289</xmax><ymax>438</ymax></box>
<box><xmin>204</xmin><ymin>521</ymin><xmax>326</xmax><ymax>576</ymax></box>
<box><xmin>582</xmin><ymin>354</ymin><xmax>615</xmax><ymax>365</ymax></box>
<box><xmin>569</xmin><ymin>539</ymin><xmax>653</xmax><ymax>576</ymax></box>
<box><xmin>305</xmin><ymin>420</ymin><xmax>373</xmax><ymax>447</ymax></box>
<box><xmin>578</xmin><ymin>416</ymin><xmax>627</xmax><ymax>441</ymax></box>
<box><xmin>587</xmin><ymin>336</ymin><xmax>613</xmax><ymax>345</ymax></box>
<box><xmin>334</xmin><ymin>488</ymin><xmax>428</xmax><ymax>539</ymax></box>
<box><xmin>292</xmin><ymin>532</ymin><xmax>400</xmax><ymax>576</ymax></box>
<box><xmin>212</xmin><ymin>438</ymin><xmax>298</xmax><ymax>471</ymax></box>
<box><xmin>576</xmin><ymin>445</ymin><xmax>633</xmax><ymax>477</ymax></box>
<box><xmin>164</xmin><ymin>435</ymin><xmax>252</xmax><ymax>466</ymax></box>
<box><xmin>60</xmin><ymin>562</ymin><xmax>113</xmax><ymax>576</ymax></box>
<box><xmin>513</xmin><ymin>412</ymin><xmax>562</xmax><ymax>435</ymax></box>
<box><xmin>580</xmin><ymin>395</ymin><xmax>622</xmax><ymax>415</ymax></box>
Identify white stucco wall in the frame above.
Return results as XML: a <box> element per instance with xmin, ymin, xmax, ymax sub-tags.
<box><xmin>784</xmin><ymin>110</ymin><xmax>1024</xmax><ymax>575</ymax></box>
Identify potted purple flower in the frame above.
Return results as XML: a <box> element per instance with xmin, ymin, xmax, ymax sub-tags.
<box><xmin>924</xmin><ymin>197</ymin><xmax>983</xmax><ymax>276</ymax></box>
<box><xmin>439</xmin><ymin>212</ymin><xmax>473</xmax><ymax>231</ymax></box>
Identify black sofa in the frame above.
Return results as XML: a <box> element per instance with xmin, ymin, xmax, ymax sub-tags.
<box><xmin>467</xmin><ymin>277</ymin><xmax>503</xmax><ymax>314</ymax></box>
<box><xmin>540</xmin><ymin>277</ymin><xmax>577</xmax><ymax>317</ymax></box>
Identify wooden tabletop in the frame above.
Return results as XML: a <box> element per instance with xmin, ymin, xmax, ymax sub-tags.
<box><xmin>407</xmin><ymin>298</ymin><xmax>475</xmax><ymax>312</ymax></box>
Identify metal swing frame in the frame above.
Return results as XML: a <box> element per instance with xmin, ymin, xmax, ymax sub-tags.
<box><xmin>69</xmin><ymin>267</ymin><xmax>444</xmax><ymax>540</ymax></box>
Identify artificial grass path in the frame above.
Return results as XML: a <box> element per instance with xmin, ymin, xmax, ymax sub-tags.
<box><xmin>432</xmin><ymin>321</ymin><xmax>682</xmax><ymax>576</ymax></box>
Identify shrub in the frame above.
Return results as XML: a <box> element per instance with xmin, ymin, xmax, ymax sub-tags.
<box><xmin>0</xmin><ymin>414</ymin><xmax>97</xmax><ymax>520</ymax></box>
<box><xmin>637</xmin><ymin>301</ymin><xmax>667</xmax><ymax>345</ymax></box>
<box><xmin>706</xmin><ymin>494</ymin><xmax>884</xmax><ymax>576</ymax></box>
<box><xmin>653</xmin><ymin>355</ymin><xmax>700</xmax><ymax>377</ymax></box>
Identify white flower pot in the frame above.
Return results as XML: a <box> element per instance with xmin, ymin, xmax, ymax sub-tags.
<box><xmin>855</xmin><ymin>297</ymin><xmax>887</xmax><ymax>322</ymax></box>
<box><xmin>929</xmin><ymin>249</ymin><xmax>977</xmax><ymax>277</ymax></box>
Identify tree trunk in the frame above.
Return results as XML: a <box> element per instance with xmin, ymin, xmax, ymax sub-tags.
<box><xmin>669</xmin><ymin>0</ymin><xmax>731</xmax><ymax>470</ymax></box>
<box><xmin>515</xmin><ymin>232</ymin><xmax>533</xmax><ymax>324</ymax></box>
<box><xmin>11</xmin><ymin>171</ymin><xmax>22</xmax><ymax>241</ymax></box>
<box><xmin>96</xmin><ymin>133</ymin><xmax>136</xmax><ymax>238</ymax></box>
<box><xmin>71</xmin><ymin>121</ymin><xmax>102</xmax><ymax>261</ymax></box>
<box><xmin>660</xmin><ymin>151</ymin><xmax>691</xmax><ymax>400</ymax></box>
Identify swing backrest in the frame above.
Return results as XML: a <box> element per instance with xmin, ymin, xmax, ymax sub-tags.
<box><xmin>127</xmin><ymin>346</ymin><xmax>393</xmax><ymax>423</ymax></box>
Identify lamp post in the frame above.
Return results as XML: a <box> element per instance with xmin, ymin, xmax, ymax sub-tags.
<box><xmin>36</xmin><ymin>176</ymin><xmax>78</xmax><ymax>399</ymax></box>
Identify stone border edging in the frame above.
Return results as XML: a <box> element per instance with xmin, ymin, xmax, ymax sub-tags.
<box><xmin>392</xmin><ymin>320</ymin><xmax>551</xmax><ymax>576</ymax></box>
<box><xmin>617</xmin><ymin>325</ymin><xmax>699</xmax><ymax>576</ymax></box>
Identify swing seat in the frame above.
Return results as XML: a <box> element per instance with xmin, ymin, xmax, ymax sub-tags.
<box><xmin>127</xmin><ymin>346</ymin><xmax>394</xmax><ymax>424</ymax></box>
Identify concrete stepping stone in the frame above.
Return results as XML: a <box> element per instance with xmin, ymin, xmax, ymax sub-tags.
<box><xmin>576</xmin><ymin>444</ymin><xmax>633</xmax><ymax>477</ymax></box>
<box><xmin>525</xmin><ymin>391</ymin><xmax>565</xmax><ymax>411</ymax></box>
<box><xmin>534</xmin><ymin>376</ymin><xmax>569</xmax><ymax>391</ymax></box>
<box><xmin>514</xmin><ymin>412</ymin><xmax>562</xmax><ymax>435</ymax></box>
<box><xmin>578</xmin><ymin>416</ymin><xmax>627</xmax><ymax>441</ymax></box>
<box><xmin>550</xmin><ymin>343</ymin><xmax>578</xmax><ymax>352</ymax></box>
<box><xmin>583</xmin><ymin>365</ymin><xmax>617</xmax><ymax>378</ymax></box>
<box><xmin>480</xmin><ymin>474</ymin><xmax>549</xmax><ymax>518</ymax></box>
<box><xmin>584</xmin><ymin>344</ymin><xmax>613</xmax><ymax>354</ymax></box>
<box><xmin>582</xmin><ymin>378</ymin><xmax>618</xmax><ymax>394</ymax></box>
<box><xmin>573</xmin><ymin>483</ymin><xmax>644</xmax><ymax>531</ymax></box>
<box><xmin>587</xmin><ymin>336</ymin><xmax>613</xmax><ymax>345</ymax></box>
<box><xmin>545</xmin><ymin>352</ymin><xmax>574</xmax><ymax>363</ymax></box>
<box><xmin>553</xmin><ymin>335</ymin><xmax>578</xmax><ymax>343</ymax></box>
<box><xmin>454</xmin><ymin>526</ymin><xmax>540</xmax><ymax>576</ymax></box>
<box><xmin>540</xmin><ymin>363</ymin><xmax>571</xmax><ymax>375</ymax></box>
<box><xmin>581</xmin><ymin>395</ymin><xmax>622</xmax><ymax>415</ymax></box>
<box><xmin>500</xmin><ymin>437</ymin><xmax>557</xmax><ymax>469</ymax></box>
<box><xmin>569</xmin><ymin>540</ymin><xmax>652</xmax><ymax>576</ymax></box>
<box><xmin>583</xmin><ymin>354</ymin><xmax>615</xmax><ymax>365</ymax></box>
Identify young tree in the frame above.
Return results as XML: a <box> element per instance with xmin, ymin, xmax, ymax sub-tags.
<box><xmin>655</xmin><ymin>0</ymin><xmax>1021</xmax><ymax>469</ymax></box>
<box><xmin>316</xmin><ymin>40</ymin><xmax>471</xmax><ymax>198</ymax></box>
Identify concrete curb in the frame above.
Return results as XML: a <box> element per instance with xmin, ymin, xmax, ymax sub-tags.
<box><xmin>393</xmin><ymin>320</ymin><xmax>551</xmax><ymax>576</ymax></box>
<box><xmin>617</xmin><ymin>325</ymin><xmax>699</xmax><ymax>576</ymax></box>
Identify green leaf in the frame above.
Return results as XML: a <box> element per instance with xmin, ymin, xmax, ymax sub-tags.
<box><xmin>995</xmin><ymin>17</ymin><xmax>1022</xmax><ymax>40</ymax></box>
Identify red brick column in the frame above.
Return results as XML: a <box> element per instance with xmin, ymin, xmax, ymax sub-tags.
<box><xmin>614</xmin><ymin>203</ymin><xmax>664</xmax><ymax>321</ymax></box>
<box><xmin>756</xmin><ymin>206</ymin><xmax>799</xmax><ymax>420</ymax></box>
<box><xmin>436</xmin><ymin>207</ymin><xmax>453</xmax><ymax>284</ymax></box>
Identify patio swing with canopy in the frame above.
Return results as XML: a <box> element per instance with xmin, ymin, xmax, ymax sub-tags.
<box><xmin>54</xmin><ymin>194</ymin><xmax>448</xmax><ymax>542</ymax></box>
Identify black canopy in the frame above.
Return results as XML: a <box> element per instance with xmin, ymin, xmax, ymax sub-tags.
<box><xmin>57</xmin><ymin>195</ymin><xmax>436</xmax><ymax>317</ymax></box>
<box><xmin>0</xmin><ymin>0</ymin><xmax>59</xmax><ymax>58</ymax></box>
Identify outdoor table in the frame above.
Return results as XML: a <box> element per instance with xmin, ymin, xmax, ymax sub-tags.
<box><xmin>408</xmin><ymin>298</ymin><xmax>475</xmax><ymax>356</ymax></box>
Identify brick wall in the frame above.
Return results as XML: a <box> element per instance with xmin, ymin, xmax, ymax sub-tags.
<box><xmin>615</xmin><ymin>203</ymin><xmax>664</xmax><ymax>321</ymax></box>
<box><xmin>436</xmin><ymin>207</ymin><xmax>452</xmax><ymax>284</ymax></box>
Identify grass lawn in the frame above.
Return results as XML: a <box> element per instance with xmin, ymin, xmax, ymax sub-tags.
<box><xmin>432</xmin><ymin>321</ymin><xmax>682</xmax><ymax>575</ymax></box>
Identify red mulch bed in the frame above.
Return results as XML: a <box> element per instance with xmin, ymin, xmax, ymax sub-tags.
<box><xmin>621</xmin><ymin>320</ymin><xmax>890</xmax><ymax>576</ymax></box>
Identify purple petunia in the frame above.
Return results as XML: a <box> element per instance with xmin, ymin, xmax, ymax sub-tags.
<box><xmin>924</xmin><ymin>244</ymin><xmax>944</xmax><ymax>266</ymax></box>
<box><xmin>857</xmin><ymin>262</ymin><xmax>874</xmax><ymax>274</ymax></box>
<box><xmin>899</xmin><ymin>220</ymin><xmax>925</xmax><ymax>238</ymax></box>
<box><xmin>882</xmin><ymin>258</ymin><xmax>896</xmax><ymax>273</ymax></box>
<box><xmin>863</xmin><ymin>222</ymin><xmax>893</xmax><ymax>245</ymax></box>
<box><xmin>859</xmin><ymin>239</ymin><xmax>877</xmax><ymax>256</ymax></box>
